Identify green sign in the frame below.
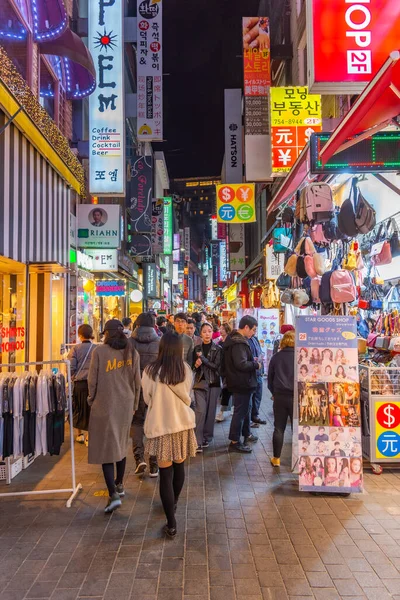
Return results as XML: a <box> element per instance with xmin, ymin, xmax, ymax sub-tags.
<box><xmin>163</xmin><ymin>197</ymin><xmax>173</xmax><ymax>255</ymax></box>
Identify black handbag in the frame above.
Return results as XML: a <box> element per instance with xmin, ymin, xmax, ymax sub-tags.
<box><xmin>338</xmin><ymin>178</ymin><xmax>359</xmax><ymax>238</ymax></box>
<box><xmin>388</xmin><ymin>218</ymin><xmax>400</xmax><ymax>257</ymax></box>
<box><xmin>276</xmin><ymin>272</ymin><xmax>291</xmax><ymax>290</ymax></box>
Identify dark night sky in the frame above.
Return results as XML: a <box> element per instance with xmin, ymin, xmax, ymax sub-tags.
<box><xmin>154</xmin><ymin>0</ymin><xmax>260</xmax><ymax>180</ymax></box>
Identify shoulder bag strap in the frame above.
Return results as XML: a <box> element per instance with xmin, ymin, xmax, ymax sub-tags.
<box><xmin>74</xmin><ymin>344</ymin><xmax>94</xmax><ymax>380</ymax></box>
<box><xmin>166</xmin><ymin>383</ymin><xmax>190</xmax><ymax>405</ymax></box>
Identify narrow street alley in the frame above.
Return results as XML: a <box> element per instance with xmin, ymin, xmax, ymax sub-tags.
<box><xmin>0</xmin><ymin>394</ymin><xmax>400</xmax><ymax>600</ymax></box>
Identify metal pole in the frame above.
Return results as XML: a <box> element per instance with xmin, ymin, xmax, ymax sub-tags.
<box><xmin>0</xmin><ymin>107</ymin><xmax>23</xmax><ymax>136</ymax></box>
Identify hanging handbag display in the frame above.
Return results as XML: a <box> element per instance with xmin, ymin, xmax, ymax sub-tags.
<box><xmin>338</xmin><ymin>178</ymin><xmax>359</xmax><ymax>238</ymax></box>
<box><xmin>276</xmin><ymin>272</ymin><xmax>291</xmax><ymax>291</ymax></box>
<box><xmin>388</xmin><ymin>217</ymin><xmax>400</xmax><ymax>258</ymax></box>
<box><xmin>343</xmin><ymin>241</ymin><xmax>357</xmax><ymax>271</ymax></box>
<box><xmin>273</xmin><ymin>226</ymin><xmax>293</xmax><ymax>253</ymax></box>
<box><xmin>354</xmin><ymin>188</ymin><xmax>376</xmax><ymax>234</ymax></box>
<box><xmin>370</xmin><ymin>222</ymin><xmax>392</xmax><ymax>266</ymax></box>
<box><xmin>367</xmin><ymin>316</ymin><xmax>382</xmax><ymax>348</ymax></box>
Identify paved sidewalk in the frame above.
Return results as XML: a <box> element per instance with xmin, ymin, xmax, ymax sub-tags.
<box><xmin>1</xmin><ymin>394</ymin><xmax>400</xmax><ymax>600</ymax></box>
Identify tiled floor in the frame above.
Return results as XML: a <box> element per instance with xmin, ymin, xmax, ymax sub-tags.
<box><xmin>1</xmin><ymin>393</ymin><xmax>400</xmax><ymax>600</ymax></box>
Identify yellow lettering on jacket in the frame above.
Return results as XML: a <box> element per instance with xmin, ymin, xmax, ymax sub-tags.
<box><xmin>106</xmin><ymin>358</ymin><xmax>133</xmax><ymax>372</ymax></box>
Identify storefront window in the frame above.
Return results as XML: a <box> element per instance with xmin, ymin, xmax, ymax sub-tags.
<box><xmin>0</xmin><ymin>259</ymin><xmax>26</xmax><ymax>368</ymax></box>
<box><xmin>51</xmin><ymin>276</ymin><xmax>65</xmax><ymax>361</ymax></box>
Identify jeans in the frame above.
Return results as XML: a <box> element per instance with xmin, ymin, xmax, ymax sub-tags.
<box><xmin>131</xmin><ymin>394</ymin><xmax>157</xmax><ymax>467</ymax></box>
<box><xmin>229</xmin><ymin>391</ymin><xmax>252</xmax><ymax>443</ymax></box>
<box><xmin>194</xmin><ymin>386</ymin><xmax>221</xmax><ymax>446</ymax></box>
<box><xmin>272</xmin><ymin>393</ymin><xmax>294</xmax><ymax>458</ymax></box>
<box><xmin>251</xmin><ymin>377</ymin><xmax>263</xmax><ymax>421</ymax></box>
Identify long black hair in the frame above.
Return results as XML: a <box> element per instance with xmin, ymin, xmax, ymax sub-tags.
<box><xmin>104</xmin><ymin>327</ymin><xmax>134</xmax><ymax>364</ymax></box>
<box><xmin>146</xmin><ymin>332</ymin><xmax>185</xmax><ymax>385</ymax></box>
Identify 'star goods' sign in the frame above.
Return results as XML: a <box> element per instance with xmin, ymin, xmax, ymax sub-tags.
<box><xmin>216</xmin><ymin>183</ymin><xmax>256</xmax><ymax>223</ymax></box>
<box><xmin>137</xmin><ymin>0</ymin><xmax>163</xmax><ymax>141</ymax></box>
<box><xmin>89</xmin><ymin>0</ymin><xmax>125</xmax><ymax>195</ymax></box>
<box><xmin>306</xmin><ymin>0</ymin><xmax>400</xmax><ymax>94</ymax></box>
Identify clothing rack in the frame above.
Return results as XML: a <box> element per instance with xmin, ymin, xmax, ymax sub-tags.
<box><xmin>0</xmin><ymin>360</ymin><xmax>82</xmax><ymax>507</ymax></box>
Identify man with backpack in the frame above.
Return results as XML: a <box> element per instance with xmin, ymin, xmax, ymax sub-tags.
<box><xmin>223</xmin><ymin>316</ymin><xmax>261</xmax><ymax>453</ymax></box>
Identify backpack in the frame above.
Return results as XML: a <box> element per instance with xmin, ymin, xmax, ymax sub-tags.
<box><xmin>303</xmin><ymin>183</ymin><xmax>335</xmax><ymax>224</ymax></box>
<box><xmin>320</xmin><ymin>271</ymin><xmax>334</xmax><ymax>305</ymax></box>
<box><xmin>330</xmin><ymin>270</ymin><xmax>357</xmax><ymax>303</ymax></box>
<box><xmin>310</xmin><ymin>223</ymin><xmax>328</xmax><ymax>244</ymax></box>
<box><xmin>338</xmin><ymin>178</ymin><xmax>359</xmax><ymax>238</ymax></box>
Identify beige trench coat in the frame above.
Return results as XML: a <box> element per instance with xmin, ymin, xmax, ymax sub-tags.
<box><xmin>87</xmin><ymin>343</ymin><xmax>141</xmax><ymax>464</ymax></box>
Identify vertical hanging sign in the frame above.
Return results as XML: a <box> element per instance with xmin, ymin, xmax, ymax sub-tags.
<box><xmin>89</xmin><ymin>0</ymin><xmax>125</xmax><ymax>195</ymax></box>
<box><xmin>242</xmin><ymin>17</ymin><xmax>272</xmax><ymax>181</ymax></box>
<box><xmin>137</xmin><ymin>0</ymin><xmax>163</xmax><ymax>141</ymax></box>
<box><xmin>163</xmin><ymin>196</ymin><xmax>173</xmax><ymax>255</ymax></box>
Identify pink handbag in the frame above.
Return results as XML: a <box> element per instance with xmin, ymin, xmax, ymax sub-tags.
<box><xmin>371</xmin><ymin>241</ymin><xmax>392</xmax><ymax>266</ymax></box>
<box><xmin>311</xmin><ymin>277</ymin><xmax>321</xmax><ymax>303</ymax></box>
<box><xmin>310</xmin><ymin>224</ymin><xmax>328</xmax><ymax>244</ymax></box>
<box><xmin>330</xmin><ymin>270</ymin><xmax>357</xmax><ymax>303</ymax></box>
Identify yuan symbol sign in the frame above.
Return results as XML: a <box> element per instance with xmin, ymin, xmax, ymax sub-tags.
<box><xmin>89</xmin><ymin>0</ymin><xmax>125</xmax><ymax>195</ymax></box>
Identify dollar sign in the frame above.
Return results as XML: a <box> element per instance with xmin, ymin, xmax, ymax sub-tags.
<box><xmin>222</xmin><ymin>188</ymin><xmax>231</xmax><ymax>201</ymax></box>
<box><xmin>384</xmin><ymin>405</ymin><xmax>395</xmax><ymax>428</ymax></box>
<box><xmin>305</xmin><ymin>127</ymin><xmax>314</xmax><ymax>141</ymax></box>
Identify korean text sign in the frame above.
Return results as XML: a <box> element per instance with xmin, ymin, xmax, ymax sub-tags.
<box><xmin>307</xmin><ymin>0</ymin><xmax>400</xmax><ymax>93</ymax></box>
<box><xmin>77</xmin><ymin>205</ymin><xmax>120</xmax><ymax>249</ymax></box>
<box><xmin>295</xmin><ymin>316</ymin><xmax>363</xmax><ymax>494</ymax></box>
<box><xmin>137</xmin><ymin>0</ymin><xmax>163</xmax><ymax>141</ymax></box>
<box><xmin>163</xmin><ymin>197</ymin><xmax>173</xmax><ymax>255</ymax></box>
<box><xmin>270</xmin><ymin>87</ymin><xmax>322</xmax><ymax>173</ymax></box>
<box><xmin>89</xmin><ymin>0</ymin><xmax>125</xmax><ymax>195</ymax></box>
<box><xmin>242</xmin><ymin>17</ymin><xmax>270</xmax><ymax>97</ymax></box>
<box><xmin>216</xmin><ymin>184</ymin><xmax>256</xmax><ymax>223</ymax></box>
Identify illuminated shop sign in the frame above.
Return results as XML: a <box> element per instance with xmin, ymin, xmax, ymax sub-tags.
<box><xmin>163</xmin><ymin>197</ymin><xmax>173</xmax><ymax>254</ymax></box>
<box><xmin>307</xmin><ymin>0</ymin><xmax>400</xmax><ymax>93</ymax></box>
<box><xmin>95</xmin><ymin>279</ymin><xmax>125</xmax><ymax>297</ymax></box>
<box><xmin>89</xmin><ymin>0</ymin><xmax>125</xmax><ymax>194</ymax></box>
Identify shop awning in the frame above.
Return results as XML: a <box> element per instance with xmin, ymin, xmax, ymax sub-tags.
<box><xmin>39</xmin><ymin>29</ymin><xmax>96</xmax><ymax>99</ymax></box>
<box><xmin>267</xmin><ymin>145</ymin><xmax>311</xmax><ymax>215</ymax></box>
<box><xmin>320</xmin><ymin>50</ymin><xmax>400</xmax><ymax>164</ymax></box>
<box><xmin>32</xmin><ymin>0</ymin><xmax>67</xmax><ymax>42</ymax></box>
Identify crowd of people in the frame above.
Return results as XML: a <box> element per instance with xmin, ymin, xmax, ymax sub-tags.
<box><xmin>67</xmin><ymin>311</ymin><xmax>295</xmax><ymax>537</ymax></box>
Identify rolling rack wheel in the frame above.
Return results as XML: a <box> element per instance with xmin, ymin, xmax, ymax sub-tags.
<box><xmin>371</xmin><ymin>464</ymin><xmax>383</xmax><ymax>475</ymax></box>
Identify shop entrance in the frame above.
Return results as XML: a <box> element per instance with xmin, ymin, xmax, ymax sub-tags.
<box><xmin>0</xmin><ymin>256</ymin><xmax>26</xmax><ymax>368</ymax></box>
<box><xmin>28</xmin><ymin>267</ymin><xmax>67</xmax><ymax>362</ymax></box>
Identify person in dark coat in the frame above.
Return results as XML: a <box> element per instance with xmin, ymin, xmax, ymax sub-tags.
<box><xmin>267</xmin><ymin>330</ymin><xmax>295</xmax><ymax>467</ymax></box>
<box><xmin>193</xmin><ymin>323</ymin><xmax>222</xmax><ymax>451</ymax></box>
<box><xmin>131</xmin><ymin>312</ymin><xmax>161</xmax><ymax>476</ymax></box>
<box><xmin>224</xmin><ymin>316</ymin><xmax>261</xmax><ymax>453</ymax></box>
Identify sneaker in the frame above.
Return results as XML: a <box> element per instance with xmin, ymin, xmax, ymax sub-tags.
<box><xmin>196</xmin><ymin>446</ymin><xmax>203</xmax><ymax>453</ymax></box>
<box><xmin>135</xmin><ymin>459</ymin><xmax>147</xmax><ymax>475</ymax></box>
<box><xmin>270</xmin><ymin>457</ymin><xmax>280</xmax><ymax>467</ymax></box>
<box><xmin>104</xmin><ymin>493</ymin><xmax>122</xmax><ymax>514</ymax></box>
<box><xmin>75</xmin><ymin>434</ymin><xmax>85</xmax><ymax>444</ymax></box>
<box><xmin>115</xmin><ymin>483</ymin><xmax>125</xmax><ymax>497</ymax></box>
<box><xmin>252</xmin><ymin>417</ymin><xmax>267</xmax><ymax>425</ymax></box>
<box><xmin>163</xmin><ymin>524</ymin><xmax>177</xmax><ymax>538</ymax></box>
<box><xmin>244</xmin><ymin>434</ymin><xmax>259</xmax><ymax>444</ymax></box>
<box><xmin>149</xmin><ymin>464</ymin><xmax>159</xmax><ymax>478</ymax></box>
<box><xmin>228</xmin><ymin>442</ymin><xmax>252</xmax><ymax>454</ymax></box>
<box><xmin>202</xmin><ymin>441</ymin><xmax>210</xmax><ymax>448</ymax></box>
<box><xmin>215</xmin><ymin>410</ymin><xmax>225</xmax><ymax>422</ymax></box>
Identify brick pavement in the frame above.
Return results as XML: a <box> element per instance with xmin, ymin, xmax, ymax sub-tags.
<box><xmin>1</xmin><ymin>394</ymin><xmax>400</xmax><ymax>600</ymax></box>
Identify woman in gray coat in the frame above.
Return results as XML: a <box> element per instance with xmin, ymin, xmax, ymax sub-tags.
<box><xmin>88</xmin><ymin>319</ymin><xmax>141</xmax><ymax>513</ymax></box>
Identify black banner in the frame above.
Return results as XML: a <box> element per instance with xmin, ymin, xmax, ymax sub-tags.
<box><xmin>126</xmin><ymin>154</ymin><xmax>153</xmax><ymax>233</ymax></box>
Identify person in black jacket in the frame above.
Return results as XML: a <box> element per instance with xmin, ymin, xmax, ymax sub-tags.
<box><xmin>224</xmin><ymin>316</ymin><xmax>261</xmax><ymax>453</ymax></box>
<box><xmin>193</xmin><ymin>323</ymin><xmax>222</xmax><ymax>451</ymax></box>
<box><xmin>267</xmin><ymin>330</ymin><xmax>295</xmax><ymax>467</ymax></box>
<box><xmin>131</xmin><ymin>312</ymin><xmax>160</xmax><ymax>476</ymax></box>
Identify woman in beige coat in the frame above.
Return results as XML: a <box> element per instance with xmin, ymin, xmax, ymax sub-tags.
<box><xmin>142</xmin><ymin>332</ymin><xmax>196</xmax><ymax>538</ymax></box>
<box><xmin>88</xmin><ymin>319</ymin><xmax>141</xmax><ymax>513</ymax></box>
